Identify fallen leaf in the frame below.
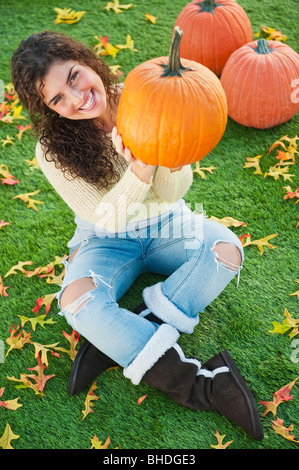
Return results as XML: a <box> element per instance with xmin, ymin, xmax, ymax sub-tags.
<box><xmin>193</xmin><ymin>161</ymin><xmax>217</xmax><ymax>179</ymax></box>
<box><xmin>254</xmin><ymin>25</ymin><xmax>287</xmax><ymax>42</ymax></box>
<box><xmin>54</xmin><ymin>7</ymin><xmax>85</xmax><ymax>24</ymax></box>
<box><xmin>269</xmin><ymin>307</ymin><xmax>299</xmax><ymax>339</ymax></box>
<box><xmin>290</xmin><ymin>280</ymin><xmax>299</xmax><ymax>299</ymax></box>
<box><xmin>209</xmin><ymin>216</ymin><xmax>247</xmax><ymax>228</ymax></box>
<box><xmin>272</xmin><ymin>418</ymin><xmax>299</xmax><ymax>443</ymax></box>
<box><xmin>0</xmin><ymin>423</ymin><xmax>20</xmax><ymax>449</ymax></box>
<box><xmin>0</xmin><ymin>276</ymin><xmax>9</xmax><ymax>296</ymax></box>
<box><xmin>11</xmin><ymin>355</ymin><xmax>55</xmax><ymax>394</ymax></box>
<box><xmin>33</xmin><ymin>342</ymin><xmax>60</xmax><ymax>366</ymax></box>
<box><xmin>54</xmin><ymin>330</ymin><xmax>79</xmax><ymax>361</ymax></box>
<box><xmin>145</xmin><ymin>13</ymin><xmax>157</xmax><ymax>24</ymax></box>
<box><xmin>283</xmin><ymin>186</ymin><xmax>299</xmax><ymax>203</ymax></box>
<box><xmin>5</xmin><ymin>324</ymin><xmax>33</xmax><ymax>356</ymax></box>
<box><xmin>260</xmin><ymin>377</ymin><xmax>299</xmax><ymax>416</ymax></box>
<box><xmin>1</xmin><ymin>135</ymin><xmax>14</xmax><ymax>147</ymax></box>
<box><xmin>104</xmin><ymin>0</ymin><xmax>134</xmax><ymax>14</ymax></box>
<box><xmin>12</xmin><ymin>189</ymin><xmax>44</xmax><ymax>211</ymax></box>
<box><xmin>16</xmin><ymin>124</ymin><xmax>32</xmax><ymax>140</ymax></box>
<box><xmin>24</xmin><ymin>156</ymin><xmax>39</xmax><ymax>169</ymax></box>
<box><xmin>210</xmin><ymin>430</ymin><xmax>233</xmax><ymax>449</ymax></box>
<box><xmin>264</xmin><ymin>165</ymin><xmax>294</xmax><ymax>182</ymax></box>
<box><xmin>32</xmin><ymin>292</ymin><xmax>58</xmax><ymax>315</ymax></box>
<box><xmin>94</xmin><ymin>35</ymin><xmax>119</xmax><ymax>59</ymax></box>
<box><xmin>0</xmin><ymin>220</ymin><xmax>10</xmax><ymax>229</ymax></box>
<box><xmin>116</xmin><ymin>34</ymin><xmax>138</xmax><ymax>52</ymax></box>
<box><xmin>5</xmin><ymin>260</ymin><xmax>33</xmax><ymax>277</ymax></box>
<box><xmin>17</xmin><ymin>314</ymin><xmax>57</xmax><ymax>331</ymax></box>
<box><xmin>243</xmin><ymin>155</ymin><xmax>263</xmax><ymax>175</ymax></box>
<box><xmin>137</xmin><ymin>394</ymin><xmax>147</xmax><ymax>404</ymax></box>
<box><xmin>91</xmin><ymin>435</ymin><xmax>111</xmax><ymax>449</ymax></box>
<box><xmin>239</xmin><ymin>233</ymin><xmax>278</xmax><ymax>255</ymax></box>
<box><xmin>81</xmin><ymin>381</ymin><xmax>100</xmax><ymax>420</ymax></box>
<box><xmin>0</xmin><ymin>388</ymin><xmax>22</xmax><ymax>410</ymax></box>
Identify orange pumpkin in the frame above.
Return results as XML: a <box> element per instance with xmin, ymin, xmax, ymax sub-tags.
<box><xmin>174</xmin><ymin>0</ymin><xmax>253</xmax><ymax>76</ymax></box>
<box><xmin>220</xmin><ymin>39</ymin><xmax>299</xmax><ymax>129</ymax></box>
<box><xmin>116</xmin><ymin>27</ymin><xmax>227</xmax><ymax>168</ymax></box>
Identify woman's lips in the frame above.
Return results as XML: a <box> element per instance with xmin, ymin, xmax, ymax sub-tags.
<box><xmin>78</xmin><ymin>89</ymin><xmax>96</xmax><ymax>111</ymax></box>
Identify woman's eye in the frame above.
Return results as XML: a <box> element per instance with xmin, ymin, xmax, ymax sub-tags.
<box><xmin>54</xmin><ymin>96</ymin><xmax>62</xmax><ymax>105</ymax></box>
<box><xmin>70</xmin><ymin>71</ymin><xmax>78</xmax><ymax>83</ymax></box>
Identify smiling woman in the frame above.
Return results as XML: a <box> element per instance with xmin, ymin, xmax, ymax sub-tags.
<box><xmin>10</xmin><ymin>29</ymin><xmax>263</xmax><ymax>441</ymax></box>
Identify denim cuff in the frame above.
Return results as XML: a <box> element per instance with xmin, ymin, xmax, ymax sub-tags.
<box><xmin>143</xmin><ymin>282</ymin><xmax>199</xmax><ymax>334</ymax></box>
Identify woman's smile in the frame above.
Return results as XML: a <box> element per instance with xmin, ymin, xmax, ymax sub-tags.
<box><xmin>78</xmin><ymin>89</ymin><xmax>96</xmax><ymax>111</ymax></box>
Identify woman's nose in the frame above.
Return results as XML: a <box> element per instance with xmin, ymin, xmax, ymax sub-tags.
<box><xmin>68</xmin><ymin>87</ymin><xmax>84</xmax><ymax>109</ymax></box>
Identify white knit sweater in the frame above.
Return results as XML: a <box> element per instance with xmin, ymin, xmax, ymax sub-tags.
<box><xmin>35</xmin><ymin>139</ymin><xmax>193</xmax><ymax>233</ymax></box>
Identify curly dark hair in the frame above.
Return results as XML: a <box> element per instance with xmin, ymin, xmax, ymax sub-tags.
<box><xmin>11</xmin><ymin>30</ymin><xmax>121</xmax><ymax>187</ymax></box>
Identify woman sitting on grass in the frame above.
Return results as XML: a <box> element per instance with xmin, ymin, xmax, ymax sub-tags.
<box><xmin>11</xmin><ymin>30</ymin><xmax>263</xmax><ymax>440</ymax></box>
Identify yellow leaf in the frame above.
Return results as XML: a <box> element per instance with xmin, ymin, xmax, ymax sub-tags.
<box><xmin>12</xmin><ymin>190</ymin><xmax>44</xmax><ymax>211</ymax></box>
<box><xmin>104</xmin><ymin>0</ymin><xmax>135</xmax><ymax>14</ymax></box>
<box><xmin>145</xmin><ymin>13</ymin><xmax>157</xmax><ymax>24</ymax></box>
<box><xmin>193</xmin><ymin>162</ymin><xmax>217</xmax><ymax>179</ymax></box>
<box><xmin>54</xmin><ymin>7</ymin><xmax>85</xmax><ymax>24</ymax></box>
<box><xmin>0</xmin><ymin>423</ymin><xmax>20</xmax><ymax>449</ymax></box>
<box><xmin>239</xmin><ymin>233</ymin><xmax>278</xmax><ymax>255</ymax></box>
<box><xmin>210</xmin><ymin>430</ymin><xmax>233</xmax><ymax>449</ymax></box>
<box><xmin>116</xmin><ymin>35</ymin><xmax>138</xmax><ymax>52</ymax></box>
<box><xmin>1</xmin><ymin>135</ymin><xmax>14</xmax><ymax>147</ymax></box>
<box><xmin>209</xmin><ymin>216</ymin><xmax>247</xmax><ymax>228</ymax></box>
<box><xmin>264</xmin><ymin>165</ymin><xmax>294</xmax><ymax>182</ymax></box>
<box><xmin>81</xmin><ymin>381</ymin><xmax>99</xmax><ymax>420</ymax></box>
<box><xmin>272</xmin><ymin>418</ymin><xmax>299</xmax><ymax>443</ymax></box>
<box><xmin>91</xmin><ymin>435</ymin><xmax>111</xmax><ymax>449</ymax></box>
<box><xmin>243</xmin><ymin>155</ymin><xmax>263</xmax><ymax>175</ymax></box>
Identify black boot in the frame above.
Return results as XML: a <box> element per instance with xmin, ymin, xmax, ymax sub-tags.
<box><xmin>68</xmin><ymin>339</ymin><xmax>118</xmax><ymax>395</ymax></box>
<box><xmin>68</xmin><ymin>302</ymin><xmax>159</xmax><ymax>395</ymax></box>
<box><xmin>141</xmin><ymin>347</ymin><xmax>264</xmax><ymax>440</ymax></box>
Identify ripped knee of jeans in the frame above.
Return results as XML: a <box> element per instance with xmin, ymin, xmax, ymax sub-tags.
<box><xmin>59</xmin><ymin>270</ymin><xmax>113</xmax><ymax>315</ymax></box>
<box><xmin>211</xmin><ymin>241</ymin><xmax>243</xmax><ymax>285</ymax></box>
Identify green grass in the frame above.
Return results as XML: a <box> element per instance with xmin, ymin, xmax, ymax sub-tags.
<box><xmin>0</xmin><ymin>0</ymin><xmax>298</xmax><ymax>451</ymax></box>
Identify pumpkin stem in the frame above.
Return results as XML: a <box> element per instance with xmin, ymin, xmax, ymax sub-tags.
<box><xmin>255</xmin><ymin>38</ymin><xmax>272</xmax><ymax>54</ymax></box>
<box><xmin>196</xmin><ymin>0</ymin><xmax>223</xmax><ymax>13</ymax></box>
<box><xmin>160</xmin><ymin>26</ymin><xmax>194</xmax><ymax>77</ymax></box>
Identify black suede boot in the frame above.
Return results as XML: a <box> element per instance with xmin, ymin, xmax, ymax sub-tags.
<box><xmin>141</xmin><ymin>347</ymin><xmax>264</xmax><ymax>440</ymax></box>
<box><xmin>68</xmin><ymin>339</ymin><xmax>118</xmax><ymax>395</ymax></box>
<box><xmin>68</xmin><ymin>302</ymin><xmax>159</xmax><ymax>395</ymax></box>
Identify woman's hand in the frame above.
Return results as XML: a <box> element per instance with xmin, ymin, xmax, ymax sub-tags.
<box><xmin>112</xmin><ymin>126</ymin><xmax>156</xmax><ymax>183</ymax></box>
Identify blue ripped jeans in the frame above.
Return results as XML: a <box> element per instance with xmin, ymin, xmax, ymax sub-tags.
<box><xmin>58</xmin><ymin>210</ymin><xmax>243</xmax><ymax>371</ymax></box>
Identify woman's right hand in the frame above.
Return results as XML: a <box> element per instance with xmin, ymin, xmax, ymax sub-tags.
<box><xmin>112</xmin><ymin>126</ymin><xmax>156</xmax><ymax>182</ymax></box>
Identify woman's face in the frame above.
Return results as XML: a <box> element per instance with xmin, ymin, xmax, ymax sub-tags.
<box><xmin>38</xmin><ymin>60</ymin><xmax>108</xmax><ymax>120</ymax></box>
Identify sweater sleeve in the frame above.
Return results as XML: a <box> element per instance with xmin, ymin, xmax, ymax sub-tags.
<box><xmin>35</xmin><ymin>140</ymin><xmax>153</xmax><ymax>232</ymax></box>
<box><xmin>152</xmin><ymin>165</ymin><xmax>193</xmax><ymax>202</ymax></box>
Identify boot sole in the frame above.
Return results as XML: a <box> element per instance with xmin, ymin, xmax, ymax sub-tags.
<box><xmin>220</xmin><ymin>350</ymin><xmax>264</xmax><ymax>441</ymax></box>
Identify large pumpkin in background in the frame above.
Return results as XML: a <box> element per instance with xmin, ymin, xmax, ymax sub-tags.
<box><xmin>116</xmin><ymin>27</ymin><xmax>227</xmax><ymax>168</ymax></box>
<box><xmin>220</xmin><ymin>39</ymin><xmax>299</xmax><ymax>129</ymax></box>
<box><xmin>174</xmin><ymin>0</ymin><xmax>253</xmax><ymax>76</ymax></box>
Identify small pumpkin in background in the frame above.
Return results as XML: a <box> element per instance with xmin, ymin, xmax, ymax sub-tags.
<box><xmin>174</xmin><ymin>0</ymin><xmax>253</xmax><ymax>76</ymax></box>
<box><xmin>116</xmin><ymin>27</ymin><xmax>227</xmax><ymax>168</ymax></box>
<box><xmin>220</xmin><ymin>39</ymin><xmax>299</xmax><ymax>129</ymax></box>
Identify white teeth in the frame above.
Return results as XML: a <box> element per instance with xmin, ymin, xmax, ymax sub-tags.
<box><xmin>79</xmin><ymin>91</ymin><xmax>94</xmax><ymax>110</ymax></box>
